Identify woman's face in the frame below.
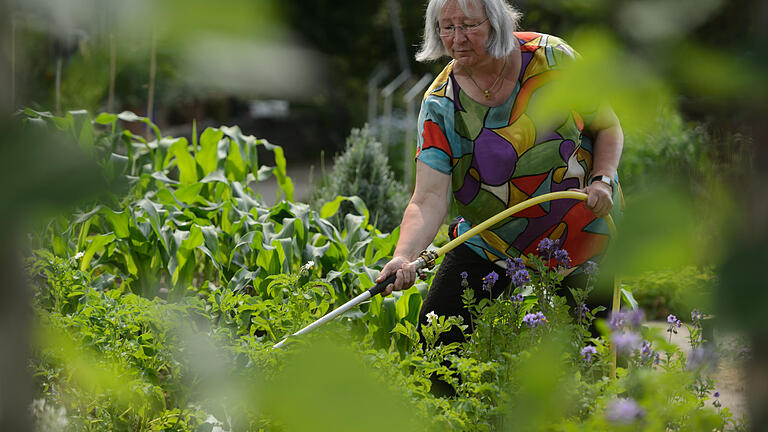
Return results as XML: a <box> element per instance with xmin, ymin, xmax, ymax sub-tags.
<box><xmin>438</xmin><ymin>0</ymin><xmax>490</xmax><ymax>67</ymax></box>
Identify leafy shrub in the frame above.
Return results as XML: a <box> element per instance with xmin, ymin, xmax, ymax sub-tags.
<box><xmin>621</xmin><ymin>107</ymin><xmax>711</xmax><ymax>195</ymax></box>
<box><xmin>621</xmin><ymin>266</ymin><xmax>716</xmax><ymax>321</ymax></box>
<box><xmin>312</xmin><ymin>125</ymin><xmax>410</xmax><ymax>232</ymax></box>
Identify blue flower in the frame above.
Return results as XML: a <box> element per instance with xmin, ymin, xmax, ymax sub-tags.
<box><xmin>641</xmin><ymin>341</ymin><xmax>652</xmax><ymax>358</ymax></box>
<box><xmin>606</xmin><ymin>398</ymin><xmax>645</xmax><ymax>424</ymax></box>
<box><xmin>691</xmin><ymin>309</ymin><xmax>703</xmax><ymax>321</ymax></box>
<box><xmin>505</xmin><ymin>257</ymin><xmax>526</xmax><ymax>277</ymax></box>
<box><xmin>583</xmin><ymin>260</ymin><xmax>599</xmax><ymax>276</ymax></box>
<box><xmin>579</xmin><ymin>303</ymin><xmax>590</xmax><ymax>316</ymax></box>
<box><xmin>537</xmin><ymin>238</ymin><xmax>560</xmax><ymax>258</ymax></box>
<box><xmin>611</xmin><ymin>331</ymin><xmax>642</xmax><ymax>354</ymax></box>
<box><xmin>511</xmin><ymin>269</ymin><xmax>530</xmax><ymax>287</ymax></box>
<box><xmin>581</xmin><ymin>345</ymin><xmax>597</xmax><ymax>362</ymax></box>
<box><xmin>609</xmin><ymin>309</ymin><xmax>646</xmax><ymax>330</ymax></box>
<box><xmin>687</xmin><ymin>346</ymin><xmax>718</xmax><ymax>372</ymax></box>
<box><xmin>554</xmin><ymin>248</ymin><xmax>571</xmax><ymax>268</ymax></box>
<box><xmin>522</xmin><ymin>312</ymin><xmax>547</xmax><ymax>328</ymax></box>
<box><xmin>512</xmin><ymin>257</ymin><xmax>525</xmax><ymax>270</ymax></box>
<box><xmin>482</xmin><ymin>271</ymin><xmax>498</xmax><ymax>292</ymax></box>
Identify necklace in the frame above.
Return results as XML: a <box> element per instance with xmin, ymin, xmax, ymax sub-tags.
<box><xmin>465</xmin><ymin>58</ymin><xmax>507</xmax><ymax>99</ymax></box>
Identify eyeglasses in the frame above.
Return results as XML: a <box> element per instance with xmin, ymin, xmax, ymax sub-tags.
<box><xmin>439</xmin><ymin>18</ymin><xmax>488</xmax><ymax>37</ymax></box>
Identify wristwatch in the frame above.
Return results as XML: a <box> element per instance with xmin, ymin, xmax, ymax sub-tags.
<box><xmin>589</xmin><ymin>175</ymin><xmax>613</xmax><ymax>190</ymax></box>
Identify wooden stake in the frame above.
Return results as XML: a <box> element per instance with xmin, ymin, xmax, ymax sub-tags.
<box><xmin>146</xmin><ymin>32</ymin><xmax>156</xmax><ymax>138</ymax></box>
<box><xmin>11</xmin><ymin>15</ymin><xmax>16</xmax><ymax>110</ymax></box>
<box><xmin>108</xmin><ymin>33</ymin><xmax>116</xmax><ymax>113</ymax></box>
<box><xmin>55</xmin><ymin>57</ymin><xmax>62</xmax><ymax>115</ymax></box>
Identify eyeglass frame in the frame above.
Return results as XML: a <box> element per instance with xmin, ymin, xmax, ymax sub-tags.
<box><xmin>438</xmin><ymin>18</ymin><xmax>489</xmax><ymax>37</ymax></box>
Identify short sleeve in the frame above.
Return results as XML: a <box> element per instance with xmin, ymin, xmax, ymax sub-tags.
<box><xmin>415</xmin><ymin>97</ymin><xmax>454</xmax><ymax>174</ymax></box>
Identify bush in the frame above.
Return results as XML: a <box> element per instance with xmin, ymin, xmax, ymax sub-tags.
<box><xmin>312</xmin><ymin>125</ymin><xmax>410</xmax><ymax>232</ymax></box>
<box><xmin>622</xmin><ymin>266</ymin><xmax>716</xmax><ymax>321</ymax></box>
<box><xmin>621</xmin><ymin>107</ymin><xmax>711</xmax><ymax>195</ymax></box>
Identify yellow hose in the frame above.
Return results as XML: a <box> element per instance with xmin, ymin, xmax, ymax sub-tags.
<box><xmin>434</xmin><ymin>191</ymin><xmax>620</xmax><ymax>378</ymax></box>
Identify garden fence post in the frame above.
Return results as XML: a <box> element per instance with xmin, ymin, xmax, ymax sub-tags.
<box><xmin>367</xmin><ymin>64</ymin><xmax>390</xmax><ymax>126</ymax></box>
<box><xmin>10</xmin><ymin>14</ymin><xmax>16</xmax><ymax>110</ymax></box>
<box><xmin>108</xmin><ymin>33</ymin><xmax>116</xmax><ymax>113</ymax></box>
<box><xmin>146</xmin><ymin>31</ymin><xmax>157</xmax><ymax>139</ymax></box>
<box><xmin>380</xmin><ymin>70</ymin><xmax>411</xmax><ymax>150</ymax></box>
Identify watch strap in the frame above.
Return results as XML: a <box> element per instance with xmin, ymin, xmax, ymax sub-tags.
<box><xmin>589</xmin><ymin>175</ymin><xmax>613</xmax><ymax>191</ymax></box>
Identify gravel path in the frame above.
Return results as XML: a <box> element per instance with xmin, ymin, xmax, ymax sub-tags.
<box><xmin>646</xmin><ymin>321</ymin><xmax>748</xmax><ymax>422</ymax></box>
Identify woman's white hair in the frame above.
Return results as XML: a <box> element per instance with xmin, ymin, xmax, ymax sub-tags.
<box><xmin>415</xmin><ymin>0</ymin><xmax>522</xmax><ymax>62</ymax></box>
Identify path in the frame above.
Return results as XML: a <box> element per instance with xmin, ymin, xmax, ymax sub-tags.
<box><xmin>646</xmin><ymin>321</ymin><xmax>748</xmax><ymax>422</ymax></box>
<box><xmin>255</xmin><ymin>159</ymin><xmax>329</xmax><ymax>207</ymax></box>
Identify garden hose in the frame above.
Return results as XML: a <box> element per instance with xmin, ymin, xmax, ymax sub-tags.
<box><xmin>274</xmin><ymin>191</ymin><xmax>619</xmax><ymax>376</ymax></box>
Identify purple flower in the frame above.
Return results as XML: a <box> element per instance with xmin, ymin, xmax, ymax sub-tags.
<box><xmin>609</xmin><ymin>309</ymin><xmax>646</xmax><ymax>330</ymax></box>
<box><xmin>522</xmin><ymin>312</ymin><xmax>547</xmax><ymax>328</ymax></box>
<box><xmin>583</xmin><ymin>260</ymin><xmax>599</xmax><ymax>276</ymax></box>
<box><xmin>713</xmin><ymin>391</ymin><xmax>720</xmax><ymax>398</ymax></box>
<box><xmin>460</xmin><ymin>271</ymin><xmax>469</xmax><ymax>288</ymax></box>
<box><xmin>511</xmin><ymin>293</ymin><xmax>525</xmax><ymax>302</ymax></box>
<box><xmin>687</xmin><ymin>346</ymin><xmax>718</xmax><ymax>371</ymax></box>
<box><xmin>653</xmin><ymin>353</ymin><xmax>661</xmax><ymax>365</ymax></box>
<box><xmin>482</xmin><ymin>271</ymin><xmax>499</xmax><ymax>292</ymax></box>
<box><xmin>691</xmin><ymin>309</ymin><xmax>703</xmax><ymax>321</ymax></box>
<box><xmin>537</xmin><ymin>238</ymin><xmax>560</xmax><ymax>258</ymax></box>
<box><xmin>511</xmin><ymin>269</ymin><xmax>530</xmax><ymax>287</ymax></box>
<box><xmin>641</xmin><ymin>341</ymin><xmax>652</xmax><ymax>358</ymax></box>
<box><xmin>581</xmin><ymin>345</ymin><xmax>597</xmax><ymax>362</ymax></box>
<box><xmin>611</xmin><ymin>331</ymin><xmax>642</xmax><ymax>354</ymax></box>
<box><xmin>505</xmin><ymin>257</ymin><xmax>525</xmax><ymax>277</ymax></box>
<box><xmin>577</xmin><ymin>302</ymin><xmax>590</xmax><ymax>317</ymax></box>
<box><xmin>554</xmin><ymin>248</ymin><xmax>571</xmax><ymax>268</ymax></box>
<box><xmin>512</xmin><ymin>257</ymin><xmax>525</xmax><ymax>270</ymax></box>
<box><xmin>605</xmin><ymin>398</ymin><xmax>645</xmax><ymax>424</ymax></box>
<box><xmin>667</xmin><ymin>314</ymin><xmax>678</xmax><ymax>324</ymax></box>
<box><xmin>676</xmin><ymin>319</ymin><xmax>682</xmax><ymax>328</ymax></box>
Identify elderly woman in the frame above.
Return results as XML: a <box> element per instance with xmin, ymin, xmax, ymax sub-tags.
<box><xmin>376</xmin><ymin>0</ymin><xmax>623</xmax><ymax>343</ymax></box>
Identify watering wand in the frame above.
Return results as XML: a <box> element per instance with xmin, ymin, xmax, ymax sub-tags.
<box><xmin>273</xmin><ymin>191</ymin><xmax>619</xmax><ymax>369</ymax></box>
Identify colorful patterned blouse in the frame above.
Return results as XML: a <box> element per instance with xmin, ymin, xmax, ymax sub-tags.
<box><xmin>416</xmin><ymin>32</ymin><xmax>620</xmax><ymax>270</ymax></box>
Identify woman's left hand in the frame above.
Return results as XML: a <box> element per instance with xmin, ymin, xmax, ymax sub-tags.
<box><xmin>573</xmin><ymin>181</ymin><xmax>613</xmax><ymax>218</ymax></box>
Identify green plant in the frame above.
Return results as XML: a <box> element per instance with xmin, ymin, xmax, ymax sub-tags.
<box><xmin>622</xmin><ymin>266</ymin><xmax>716</xmax><ymax>321</ymax></box>
<box><xmin>312</xmin><ymin>125</ymin><xmax>410</xmax><ymax>232</ymax></box>
<box><xmin>23</xmin><ymin>110</ymin><xmax>744</xmax><ymax>431</ymax></box>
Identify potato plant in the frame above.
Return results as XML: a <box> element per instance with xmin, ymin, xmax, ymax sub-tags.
<box><xmin>25</xmin><ymin>110</ymin><xmax>745</xmax><ymax>431</ymax></box>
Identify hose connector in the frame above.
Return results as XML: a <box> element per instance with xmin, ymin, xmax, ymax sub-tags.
<box><xmin>418</xmin><ymin>250</ymin><xmax>438</xmax><ymax>270</ymax></box>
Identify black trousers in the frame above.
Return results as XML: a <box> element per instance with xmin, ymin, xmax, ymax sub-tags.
<box><xmin>417</xmin><ymin>244</ymin><xmax>613</xmax><ymax>346</ymax></box>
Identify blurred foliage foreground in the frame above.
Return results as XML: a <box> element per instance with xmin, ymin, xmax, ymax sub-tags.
<box><xmin>20</xmin><ymin>110</ymin><xmax>746</xmax><ymax>431</ymax></box>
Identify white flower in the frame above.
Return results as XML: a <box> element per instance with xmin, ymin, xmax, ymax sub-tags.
<box><xmin>299</xmin><ymin>260</ymin><xmax>315</xmax><ymax>275</ymax></box>
<box><xmin>74</xmin><ymin>252</ymin><xmax>84</xmax><ymax>260</ymax></box>
<box><xmin>426</xmin><ymin>311</ymin><xmax>438</xmax><ymax>325</ymax></box>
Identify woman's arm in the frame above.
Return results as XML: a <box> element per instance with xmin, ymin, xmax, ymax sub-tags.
<box><xmin>582</xmin><ymin>103</ymin><xmax>623</xmax><ymax>218</ymax></box>
<box><xmin>376</xmin><ymin>161</ymin><xmax>451</xmax><ymax>296</ymax></box>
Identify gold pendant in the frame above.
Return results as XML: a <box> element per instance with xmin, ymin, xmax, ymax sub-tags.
<box><xmin>483</xmin><ymin>90</ymin><xmax>490</xmax><ymax>99</ymax></box>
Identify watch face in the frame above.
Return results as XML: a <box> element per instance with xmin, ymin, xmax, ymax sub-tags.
<box><xmin>591</xmin><ymin>175</ymin><xmax>611</xmax><ymax>186</ymax></box>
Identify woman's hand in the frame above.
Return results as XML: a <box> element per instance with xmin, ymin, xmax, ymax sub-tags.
<box><xmin>575</xmin><ymin>180</ymin><xmax>613</xmax><ymax>218</ymax></box>
<box><xmin>376</xmin><ymin>255</ymin><xmax>418</xmax><ymax>297</ymax></box>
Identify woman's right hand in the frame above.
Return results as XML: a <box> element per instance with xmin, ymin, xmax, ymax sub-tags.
<box><xmin>376</xmin><ymin>255</ymin><xmax>418</xmax><ymax>297</ymax></box>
